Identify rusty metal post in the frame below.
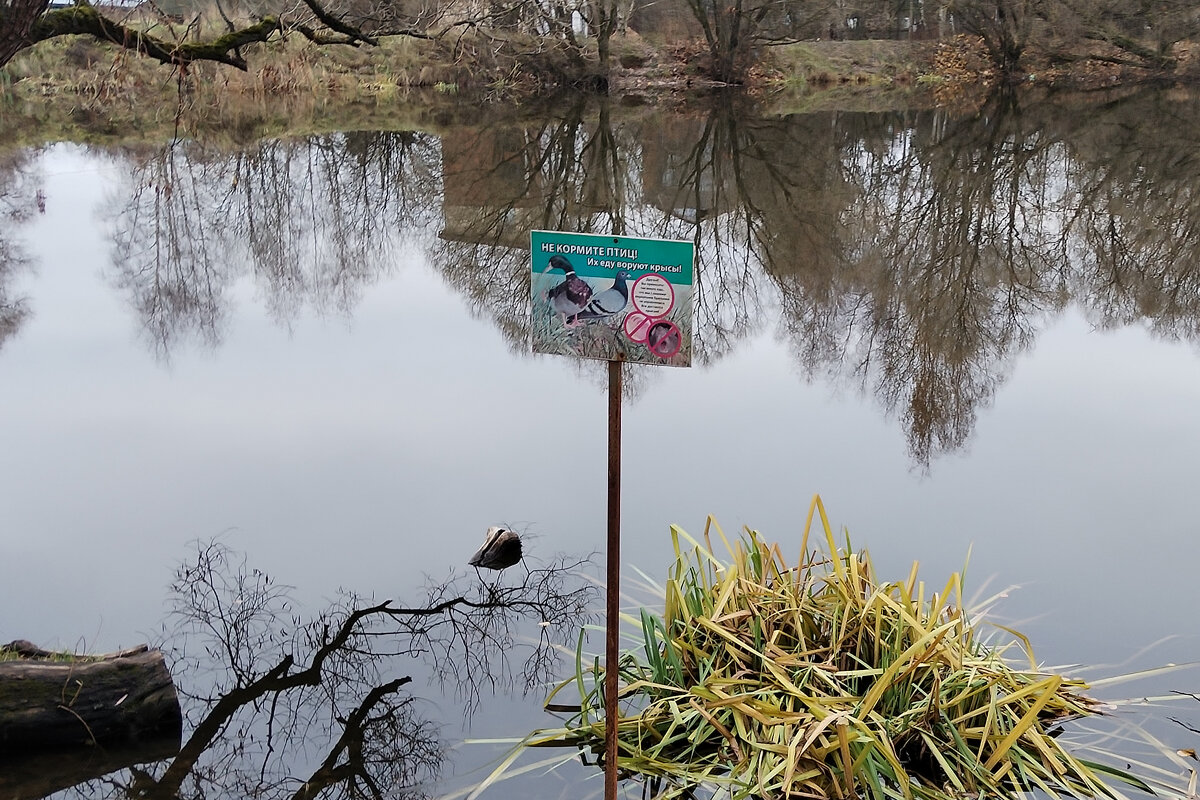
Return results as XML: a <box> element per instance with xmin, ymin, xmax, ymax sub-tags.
<box><xmin>604</xmin><ymin>358</ymin><xmax>623</xmax><ymax>800</ymax></box>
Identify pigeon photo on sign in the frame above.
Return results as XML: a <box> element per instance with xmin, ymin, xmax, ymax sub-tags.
<box><xmin>530</xmin><ymin>230</ymin><xmax>695</xmax><ymax>367</ymax></box>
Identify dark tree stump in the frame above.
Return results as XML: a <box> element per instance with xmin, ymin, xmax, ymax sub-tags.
<box><xmin>0</xmin><ymin>640</ymin><xmax>183</xmax><ymax>752</ymax></box>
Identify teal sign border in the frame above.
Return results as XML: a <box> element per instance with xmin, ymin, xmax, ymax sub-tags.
<box><xmin>530</xmin><ymin>230</ymin><xmax>695</xmax><ymax>367</ymax></box>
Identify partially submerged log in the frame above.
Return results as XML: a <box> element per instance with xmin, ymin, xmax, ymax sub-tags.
<box><xmin>0</xmin><ymin>735</ymin><xmax>180</xmax><ymax>799</ymax></box>
<box><xmin>0</xmin><ymin>640</ymin><xmax>182</xmax><ymax>752</ymax></box>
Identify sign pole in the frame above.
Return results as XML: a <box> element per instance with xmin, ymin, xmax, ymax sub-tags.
<box><xmin>530</xmin><ymin>230</ymin><xmax>693</xmax><ymax>799</ymax></box>
<box><xmin>604</xmin><ymin>357</ymin><xmax>622</xmax><ymax>800</ymax></box>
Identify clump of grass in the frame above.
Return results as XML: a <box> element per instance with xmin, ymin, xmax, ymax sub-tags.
<box><xmin>0</xmin><ymin>642</ymin><xmax>79</xmax><ymax>663</ymax></box>
<box><xmin>517</xmin><ymin>496</ymin><xmax>1181</xmax><ymax>800</ymax></box>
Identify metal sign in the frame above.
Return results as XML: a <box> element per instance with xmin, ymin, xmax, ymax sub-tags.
<box><xmin>530</xmin><ymin>230</ymin><xmax>695</xmax><ymax>367</ymax></box>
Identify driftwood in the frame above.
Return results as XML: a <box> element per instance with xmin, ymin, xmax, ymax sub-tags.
<box><xmin>0</xmin><ymin>640</ymin><xmax>182</xmax><ymax>753</ymax></box>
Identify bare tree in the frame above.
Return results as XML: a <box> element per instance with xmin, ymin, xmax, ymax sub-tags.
<box><xmin>1</xmin><ymin>0</ymin><xmax>585</xmax><ymax>75</ymax></box>
<box><xmin>683</xmin><ymin>0</ymin><xmax>762</xmax><ymax>83</ymax></box>
<box><xmin>681</xmin><ymin>0</ymin><xmax>838</xmax><ymax>82</ymax></box>
<box><xmin>0</xmin><ymin>0</ymin><xmax>50</xmax><ymax>66</ymax></box>
<box><xmin>948</xmin><ymin>0</ymin><xmax>1042</xmax><ymax>75</ymax></box>
<box><xmin>1044</xmin><ymin>0</ymin><xmax>1200</xmax><ymax>71</ymax></box>
<box><xmin>1</xmin><ymin>0</ymin><xmax>392</xmax><ymax>71</ymax></box>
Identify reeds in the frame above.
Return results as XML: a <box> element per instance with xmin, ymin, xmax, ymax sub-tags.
<box><xmin>522</xmin><ymin>496</ymin><xmax>1174</xmax><ymax>800</ymax></box>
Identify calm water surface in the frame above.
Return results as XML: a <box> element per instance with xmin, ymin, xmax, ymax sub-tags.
<box><xmin>1</xmin><ymin>89</ymin><xmax>1198</xmax><ymax>797</ymax></box>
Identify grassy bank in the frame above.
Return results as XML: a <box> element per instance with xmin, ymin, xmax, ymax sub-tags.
<box><xmin>0</xmin><ymin>30</ymin><xmax>545</xmax><ymax>148</ymax></box>
<box><xmin>0</xmin><ymin>27</ymin><xmax>1183</xmax><ymax>148</ymax></box>
<box><xmin>0</xmin><ymin>33</ymin><xmax>966</xmax><ymax>147</ymax></box>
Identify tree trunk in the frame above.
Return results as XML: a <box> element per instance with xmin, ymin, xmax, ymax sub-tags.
<box><xmin>0</xmin><ymin>641</ymin><xmax>183</xmax><ymax>752</ymax></box>
<box><xmin>0</xmin><ymin>0</ymin><xmax>50</xmax><ymax>67</ymax></box>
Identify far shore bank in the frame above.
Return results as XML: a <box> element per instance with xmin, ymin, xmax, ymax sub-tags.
<box><xmin>2</xmin><ymin>33</ymin><xmax>1196</xmax><ymax>148</ymax></box>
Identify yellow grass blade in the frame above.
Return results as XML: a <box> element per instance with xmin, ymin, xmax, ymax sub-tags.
<box><xmin>984</xmin><ymin>675</ymin><xmax>1064</xmax><ymax>770</ymax></box>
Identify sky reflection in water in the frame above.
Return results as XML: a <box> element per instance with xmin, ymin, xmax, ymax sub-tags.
<box><xmin>1</xmin><ymin>92</ymin><xmax>1199</xmax><ymax>797</ymax></box>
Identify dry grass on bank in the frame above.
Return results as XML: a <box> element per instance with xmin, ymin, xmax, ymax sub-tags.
<box><xmin>766</xmin><ymin>39</ymin><xmax>941</xmax><ymax>87</ymax></box>
<box><xmin>0</xmin><ymin>27</ymin><xmax>543</xmax><ymax>146</ymax></box>
<box><xmin>8</xmin><ymin>25</ymin><xmax>1188</xmax><ymax>149</ymax></box>
<box><xmin>0</xmin><ymin>21</ymin><xmax>958</xmax><ymax>111</ymax></box>
<box><xmin>1</xmin><ymin>32</ymin><xmax>462</xmax><ymax>101</ymax></box>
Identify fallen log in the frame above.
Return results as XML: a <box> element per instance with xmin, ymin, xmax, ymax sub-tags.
<box><xmin>0</xmin><ymin>640</ymin><xmax>183</xmax><ymax>752</ymax></box>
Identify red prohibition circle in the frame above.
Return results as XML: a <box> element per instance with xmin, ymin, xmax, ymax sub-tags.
<box><xmin>646</xmin><ymin>320</ymin><xmax>682</xmax><ymax>359</ymax></box>
<box><xmin>623</xmin><ymin>311</ymin><xmax>653</xmax><ymax>343</ymax></box>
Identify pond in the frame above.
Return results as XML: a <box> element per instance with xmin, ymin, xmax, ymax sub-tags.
<box><xmin>1</xmin><ymin>87</ymin><xmax>1198</xmax><ymax>797</ymax></box>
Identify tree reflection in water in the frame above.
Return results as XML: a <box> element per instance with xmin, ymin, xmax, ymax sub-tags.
<box><xmin>90</xmin><ymin>88</ymin><xmax>1200</xmax><ymax>465</ymax></box>
<box><xmin>780</xmin><ymin>91</ymin><xmax>1071</xmax><ymax>464</ymax></box>
<box><xmin>429</xmin><ymin>96</ymin><xmax>774</xmax><ymax>368</ymax></box>
<box><xmin>0</xmin><ymin>149</ymin><xmax>40</xmax><ymax>351</ymax></box>
<box><xmin>104</xmin><ymin>132</ymin><xmax>440</xmax><ymax>358</ymax></box>
<box><xmin>45</xmin><ymin>540</ymin><xmax>595</xmax><ymax>800</ymax></box>
<box><xmin>1063</xmin><ymin>91</ymin><xmax>1200</xmax><ymax>339</ymax></box>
